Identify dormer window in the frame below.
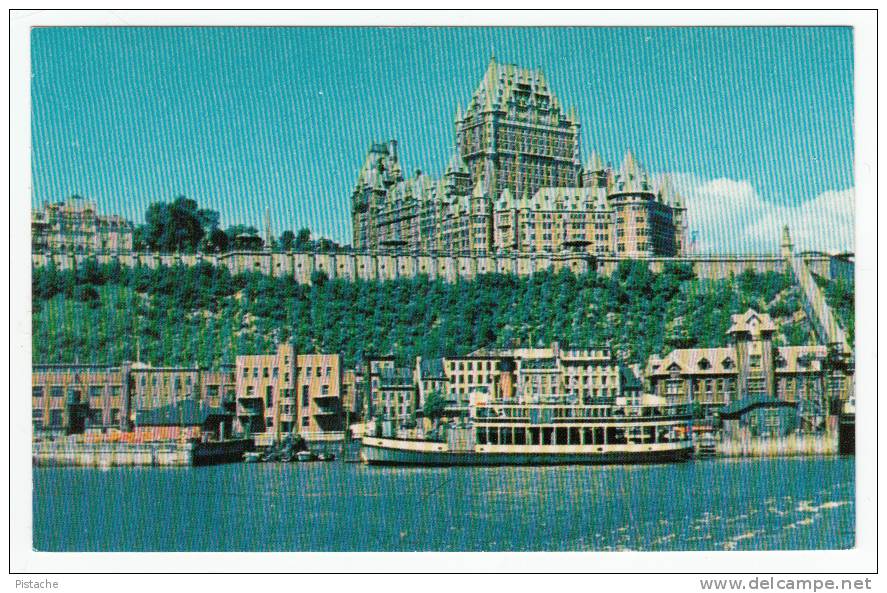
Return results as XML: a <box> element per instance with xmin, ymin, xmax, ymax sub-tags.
<box><xmin>697</xmin><ymin>358</ymin><xmax>711</xmax><ymax>371</ymax></box>
<box><xmin>722</xmin><ymin>357</ymin><xmax>734</xmax><ymax>370</ymax></box>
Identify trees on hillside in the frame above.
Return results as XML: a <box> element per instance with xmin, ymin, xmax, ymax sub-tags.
<box><xmin>31</xmin><ymin>261</ymin><xmax>833</xmax><ymax>370</ymax></box>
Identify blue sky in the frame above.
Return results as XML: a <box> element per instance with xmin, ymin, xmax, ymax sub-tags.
<box><xmin>31</xmin><ymin>27</ymin><xmax>854</xmax><ymax>253</ymax></box>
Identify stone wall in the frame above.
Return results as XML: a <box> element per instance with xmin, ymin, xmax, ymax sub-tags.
<box><xmin>32</xmin><ymin>250</ymin><xmax>850</xmax><ymax>284</ymax></box>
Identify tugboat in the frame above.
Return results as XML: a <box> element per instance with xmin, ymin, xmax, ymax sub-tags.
<box><xmin>361</xmin><ymin>392</ymin><xmax>694</xmax><ymax>466</ymax></box>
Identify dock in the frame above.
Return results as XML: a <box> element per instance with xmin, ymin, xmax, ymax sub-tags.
<box><xmin>33</xmin><ymin>438</ymin><xmax>253</xmax><ymax>467</ymax></box>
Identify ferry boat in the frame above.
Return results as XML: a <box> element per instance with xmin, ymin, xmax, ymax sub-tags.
<box><xmin>361</xmin><ymin>394</ymin><xmax>694</xmax><ymax>466</ymax></box>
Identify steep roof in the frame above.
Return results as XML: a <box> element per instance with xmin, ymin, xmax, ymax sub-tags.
<box><xmin>495</xmin><ymin>186</ymin><xmax>606</xmax><ymax>212</ymax></box>
<box><xmin>647</xmin><ymin>347</ymin><xmax>737</xmax><ymax>377</ymax></box>
<box><xmin>727</xmin><ymin>309</ymin><xmax>777</xmax><ymax>336</ymax></box>
<box><xmin>465</xmin><ymin>57</ymin><xmax>569</xmax><ymax>120</ymax></box>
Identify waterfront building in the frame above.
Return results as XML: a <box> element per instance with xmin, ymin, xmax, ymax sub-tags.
<box><xmin>364</xmin><ymin>357</ymin><xmax>417</xmax><ymax>423</ymax></box>
<box><xmin>351</xmin><ymin>57</ymin><xmax>686</xmax><ymax>257</ymax></box>
<box><xmin>411</xmin><ymin>342</ymin><xmax>632</xmax><ymax>418</ymax></box>
<box><xmin>235</xmin><ymin>344</ymin><xmax>343</xmax><ymax>442</ymax></box>
<box><xmin>31</xmin><ymin>362</ymin><xmax>237</xmax><ymax>436</ymax></box>
<box><xmin>31</xmin><ymin>196</ymin><xmax>134</xmax><ymax>254</ymax></box>
<box><xmin>645</xmin><ymin>309</ymin><xmax>855</xmax><ymax>427</ymax></box>
<box><xmin>32</xmin><ymin>364</ymin><xmax>128</xmax><ymax>435</ymax></box>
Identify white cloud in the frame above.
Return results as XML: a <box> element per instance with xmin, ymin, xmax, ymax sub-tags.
<box><xmin>663</xmin><ymin>173</ymin><xmax>855</xmax><ymax>255</ymax></box>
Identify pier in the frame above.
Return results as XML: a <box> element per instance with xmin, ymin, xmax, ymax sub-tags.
<box><xmin>32</xmin><ymin>438</ymin><xmax>252</xmax><ymax>467</ymax></box>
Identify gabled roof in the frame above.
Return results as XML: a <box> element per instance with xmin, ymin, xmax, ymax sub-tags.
<box><xmin>647</xmin><ymin>347</ymin><xmax>737</xmax><ymax>377</ymax></box>
<box><xmin>727</xmin><ymin>309</ymin><xmax>777</xmax><ymax>335</ymax></box>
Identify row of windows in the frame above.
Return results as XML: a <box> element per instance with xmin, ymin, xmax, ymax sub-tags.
<box><xmin>475</xmin><ymin>425</ymin><xmax>674</xmax><ymax>446</ymax></box>
<box><xmin>448</xmin><ymin>361</ymin><xmax>498</xmax><ymax>372</ymax></box>
<box><xmin>241</xmin><ymin>366</ymin><xmax>332</xmax><ymax>379</ymax></box>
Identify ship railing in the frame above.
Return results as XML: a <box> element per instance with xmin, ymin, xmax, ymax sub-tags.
<box><xmin>472</xmin><ymin>403</ymin><xmax>693</xmax><ymax>420</ymax></box>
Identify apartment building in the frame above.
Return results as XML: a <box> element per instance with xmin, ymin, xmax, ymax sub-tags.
<box><xmin>235</xmin><ymin>344</ymin><xmax>343</xmax><ymax>441</ymax></box>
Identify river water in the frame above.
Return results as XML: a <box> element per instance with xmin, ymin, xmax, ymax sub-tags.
<box><xmin>33</xmin><ymin>456</ymin><xmax>854</xmax><ymax>552</ymax></box>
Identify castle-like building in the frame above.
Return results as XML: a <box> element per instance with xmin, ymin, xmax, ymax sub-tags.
<box><xmin>351</xmin><ymin>57</ymin><xmax>686</xmax><ymax>258</ymax></box>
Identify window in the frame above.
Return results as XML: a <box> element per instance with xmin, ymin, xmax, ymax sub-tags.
<box><xmin>321</xmin><ymin>385</ymin><xmax>329</xmax><ymax>396</ymax></box>
<box><xmin>750</xmin><ymin>355</ymin><xmax>761</xmax><ymax>369</ymax></box>
<box><xmin>265</xmin><ymin>386</ymin><xmax>273</xmax><ymax>407</ymax></box>
<box><xmin>50</xmin><ymin>386</ymin><xmax>64</xmax><ymax>399</ymax></box>
<box><xmin>302</xmin><ymin>385</ymin><xmax>309</xmax><ymax>407</ymax></box>
<box><xmin>302</xmin><ymin>417</ymin><xmax>309</xmax><ymax>427</ymax></box>
<box><xmin>243</xmin><ymin>367</ymin><xmax>248</xmax><ymax>377</ymax></box>
<box><xmin>32</xmin><ymin>386</ymin><xmax>44</xmax><ymax>399</ymax></box>
<box><xmin>747</xmin><ymin>378</ymin><xmax>766</xmax><ymax>395</ymax></box>
<box><xmin>263</xmin><ymin>367</ymin><xmax>269</xmax><ymax>378</ymax></box>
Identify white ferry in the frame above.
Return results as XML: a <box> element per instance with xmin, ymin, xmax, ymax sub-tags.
<box><xmin>361</xmin><ymin>394</ymin><xmax>694</xmax><ymax>466</ymax></box>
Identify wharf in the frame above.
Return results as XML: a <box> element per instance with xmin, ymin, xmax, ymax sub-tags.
<box><xmin>33</xmin><ymin>438</ymin><xmax>252</xmax><ymax>467</ymax></box>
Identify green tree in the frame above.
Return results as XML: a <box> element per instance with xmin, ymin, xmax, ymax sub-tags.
<box><xmin>207</xmin><ymin>227</ymin><xmax>230</xmax><ymax>253</ymax></box>
<box><xmin>294</xmin><ymin>228</ymin><xmax>312</xmax><ymax>250</ymax></box>
<box><xmin>279</xmin><ymin>230</ymin><xmax>296</xmax><ymax>250</ymax></box>
<box><xmin>422</xmin><ymin>390</ymin><xmax>447</xmax><ymax>424</ymax></box>
<box><xmin>139</xmin><ymin>196</ymin><xmax>218</xmax><ymax>253</ymax></box>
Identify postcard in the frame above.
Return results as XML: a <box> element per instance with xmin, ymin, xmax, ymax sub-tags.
<box><xmin>9</xmin><ymin>9</ymin><xmax>877</xmax><ymax>582</ymax></box>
